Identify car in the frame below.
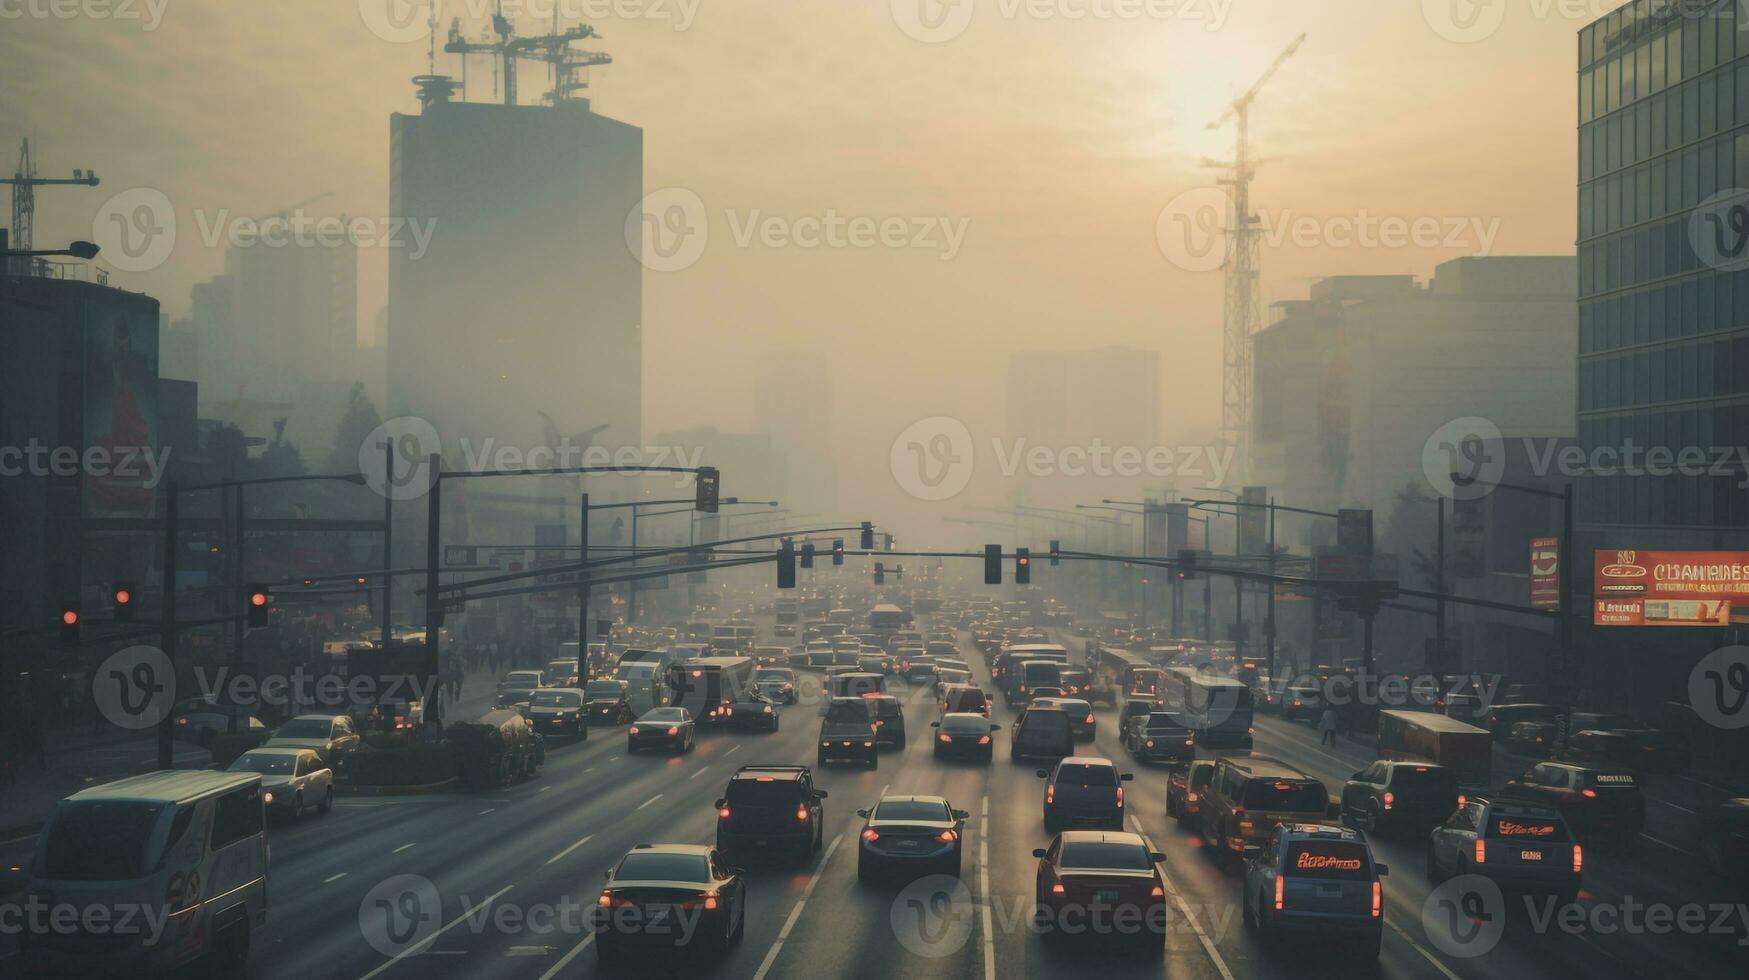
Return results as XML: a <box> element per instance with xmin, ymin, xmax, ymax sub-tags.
<box><xmin>865</xmin><ymin>694</ymin><xmax>907</xmax><ymax>748</ymax></box>
<box><xmin>1560</xmin><ymin>730</ymin><xmax>1640</xmax><ymax>771</ymax></box>
<box><xmin>1039</xmin><ymin>757</ymin><xmax>1133</xmax><ymax>833</ymax></box>
<box><xmin>1035</xmin><ymin>697</ymin><xmax>1095</xmax><ymax>740</ymax></box>
<box><xmin>525</xmin><ymin>688</ymin><xmax>589</xmax><ymax>738</ymax></box>
<box><xmin>931</xmin><ymin>713</ymin><xmax>1000</xmax><ymax>762</ymax></box>
<box><xmin>1426</xmin><ymin>794</ymin><xmax>1581</xmax><ymax>904</ymax></box>
<box><xmin>818</xmin><ymin>698</ymin><xmax>879</xmax><ymax>768</ymax></box>
<box><xmin>1166</xmin><ymin>760</ymin><xmax>1215</xmax><ymax>828</ymax></box>
<box><xmin>1508</xmin><ymin>720</ymin><xmax>1559</xmax><ymax>754</ymax></box>
<box><xmin>1243</xmin><ymin>823</ymin><xmax>1386</xmax><ymax>957</ymax></box>
<box><xmin>1281</xmin><ymin>685</ymin><xmax>1322</xmax><ymax>721</ymax></box>
<box><xmin>755</xmin><ymin>667</ymin><xmax>799</xmax><ymax>704</ymax></box>
<box><xmin>591</xmin><ymin>844</ymin><xmax>746</xmax><ymax>961</ymax></box>
<box><xmin>898</xmin><ymin>655</ymin><xmax>938</xmax><ymax>685</ymax></box>
<box><xmin>1011</xmin><ymin>704</ymin><xmax>1075</xmax><ymax>762</ymax></box>
<box><xmin>856</xmin><ymin>795</ymin><xmax>969</xmax><ymax>881</ymax></box>
<box><xmin>495</xmin><ymin>669</ymin><xmax>548</xmax><ymax>708</ymax></box>
<box><xmin>754</xmin><ymin>645</ymin><xmax>789</xmax><ymax>666</ymax></box>
<box><xmin>627</xmin><ymin>707</ymin><xmax>695</xmax><ymax>754</ymax></box>
<box><xmin>1502</xmin><ymin>762</ymin><xmax>1645</xmax><ymax>847</ymax></box>
<box><xmin>546</xmin><ymin>658</ymin><xmax>581</xmax><ymax>687</ymax></box>
<box><xmin>1612</xmin><ymin>727</ymin><xmax>1692</xmax><ymax>774</ymax></box>
<box><xmin>939</xmin><ymin>684</ymin><xmax>990</xmax><ymax>717</ymax></box>
<box><xmin>1124</xmin><ymin>711</ymin><xmax>1194</xmax><ymax>765</ymax></box>
<box><xmin>1339</xmin><ymin>761</ymin><xmax>1461</xmax><ymax>836</ymax></box>
<box><xmin>228</xmin><ymin>747</ymin><xmax>333</xmax><ymax>819</ymax></box>
<box><xmin>1201</xmin><ymin>756</ymin><xmax>1333</xmax><ymax>868</ymax></box>
<box><xmin>264</xmin><ymin>713</ymin><xmax>360</xmax><ymax>765</ymax></box>
<box><xmin>714</xmin><ymin>765</ymin><xmax>827</xmax><ymax>865</ymax></box>
<box><xmin>170</xmin><ymin>696</ymin><xmax>265</xmax><ymax>747</ymax></box>
<box><xmin>1031</xmin><ymin>831</ymin><xmax>1168</xmax><ymax>948</ymax></box>
<box><xmin>726</xmin><ymin>690</ymin><xmax>781</xmax><ymax>732</ymax></box>
<box><xmin>584</xmin><ymin>678</ymin><xmax>636</xmax><ymax>725</ymax></box>
<box><xmin>1027</xmin><ymin>685</ymin><xmax>1067</xmax><ymax>705</ymax></box>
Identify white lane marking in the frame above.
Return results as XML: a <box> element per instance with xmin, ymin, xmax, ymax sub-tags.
<box><xmin>0</xmin><ymin>835</ymin><xmax>40</xmax><ymax>846</ymax></box>
<box><xmin>1646</xmin><ymin>797</ymin><xmax>1696</xmax><ymax>815</ymax></box>
<box><xmin>323</xmin><ymin>872</ymin><xmax>348</xmax><ymax>884</ymax></box>
<box><xmin>726</xmin><ymin>745</ymin><xmax>743</xmax><ymax>757</ymax></box>
<box><xmin>1639</xmin><ymin>833</ymin><xmax>1694</xmax><ymax>855</ymax></box>
<box><xmin>478</xmin><ymin>808</ymin><xmax>496</xmax><ymax>816</ymax></box>
<box><xmin>750</xmin><ymin>833</ymin><xmax>843</xmax><ymax>980</ymax></box>
<box><xmin>1131</xmin><ymin>816</ymin><xmax>1233</xmax><ymax>980</ymax></box>
<box><xmin>538</xmin><ymin>785</ymin><xmax>553</xmax><ymax>793</ymax></box>
<box><xmin>689</xmin><ymin>765</ymin><xmax>713</xmax><ymax>781</ymax></box>
<box><xmin>583</xmin><ymin>767</ymin><xmax>595</xmax><ymax>774</ymax></box>
<box><xmin>636</xmin><ymin>793</ymin><xmax>663</xmax><ymax>811</ymax></box>
<box><xmin>1385</xmin><ymin>920</ymin><xmax>1464</xmax><ymax>980</ymax></box>
<box><xmin>538</xmin><ymin>933</ymin><xmax>595</xmax><ymax>980</ymax></box>
<box><xmin>547</xmin><ymin>834</ymin><xmax>595</xmax><ymax>866</ymax></box>
<box><xmin>357</xmin><ymin>884</ymin><xmax>512</xmax><ymax>980</ymax></box>
<box><xmin>393</xmin><ymin>842</ymin><xmax>416</xmax><ymax>854</ymax></box>
<box><xmin>978</xmin><ymin>794</ymin><xmax>995</xmax><ymax>980</ymax></box>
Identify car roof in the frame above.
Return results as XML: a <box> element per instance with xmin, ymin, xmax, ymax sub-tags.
<box><xmin>240</xmin><ymin>747</ymin><xmax>313</xmax><ymax>758</ymax></box>
<box><xmin>1057</xmin><ymin>830</ymin><xmax>1145</xmax><ymax>846</ymax></box>
<box><xmin>623</xmin><ymin>843</ymin><xmax>712</xmax><ymax>856</ymax></box>
<box><xmin>288</xmin><ymin>713</ymin><xmax>344</xmax><ymax>722</ymax></box>
<box><xmin>69</xmin><ymin>770</ymin><xmax>259</xmax><ymax>804</ymax></box>
<box><xmin>1277</xmin><ymin>823</ymin><xmax>1364</xmax><ymax>842</ymax></box>
<box><xmin>877</xmin><ymin>794</ymin><xmax>948</xmax><ymax>805</ymax></box>
<box><xmin>731</xmin><ymin>765</ymin><xmax>806</xmax><ymax>781</ymax></box>
<box><xmin>1220</xmin><ymin>754</ymin><xmax>1315</xmax><ymax>780</ymax></box>
<box><xmin>1471</xmin><ymin>794</ymin><xmax>1563</xmax><ymax>817</ymax></box>
<box><xmin>1056</xmin><ymin>756</ymin><xmax>1116</xmax><ymax>769</ymax></box>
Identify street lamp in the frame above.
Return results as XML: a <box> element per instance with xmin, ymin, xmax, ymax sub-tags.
<box><xmin>1</xmin><ymin>240</ymin><xmax>99</xmax><ymax>259</ymax></box>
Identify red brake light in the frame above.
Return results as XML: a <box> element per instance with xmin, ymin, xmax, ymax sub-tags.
<box><xmin>1084</xmin><ymin>714</ymin><xmax>1094</xmax><ymax>724</ymax></box>
<box><xmin>937</xmin><ymin>830</ymin><xmax>957</xmax><ymax>843</ymax></box>
<box><xmin>1382</xmin><ymin>792</ymin><xmax>1394</xmax><ymax>810</ymax></box>
<box><xmin>1051</xmin><ymin>883</ymin><xmax>1065</xmax><ymax>894</ymax></box>
<box><xmin>1115</xmin><ymin>787</ymin><xmax>1124</xmax><ymax>807</ymax></box>
<box><xmin>862</xmin><ymin>828</ymin><xmax>879</xmax><ymax>842</ymax></box>
<box><xmin>939</xmin><ymin>733</ymin><xmax>952</xmax><ymax>743</ymax></box>
<box><xmin>718</xmin><ymin>806</ymin><xmax>731</xmax><ymax>819</ymax></box>
<box><xmin>1581</xmin><ymin>788</ymin><xmax>1597</xmax><ymax>798</ymax></box>
<box><xmin>1474</xmin><ymin>840</ymin><xmax>1486</xmax><ymax>864</ymax></box>
<box><xmin>1046</xmin><ymin>784</ymin><xmax>1054</xmax><ymax>804</ymax></box>
<box><xmin>1456</xmin><ymin>794</ymin><xmax>1466</xmax><ymax>808</ymax></box>
<box><xmin>1150</xmin><ymin>885</ymin><xmax>1164</xmax><ymax>897</ymax></box>
<box><xmin>1186</xmin><ymin>792</ymin><xmax>1199</xmax><ymax>803</ymax></box>
<box><xmin>1371</xmin><ymin>880</ymin><xmax>1381</xmax><ymax>918</ymax></box>
<box><xmin>796</xmin><ymin>806</ymin><xmax>809</xmax><ymax>821</ymax></box>
<box><xmin>1145</xmin><ymin>739</ymin><xmax>1155</xmax><ymax>748</ymax></box>
<box><xmin>977</xmin><ymin>735</ymin><xmax>990</xmax><ymax>744</ymax></box>
<box><xmin>628</xmin><ymin>726</ymin><xmax>640</xmax><ymax>735</ymax></box>
<box><xmin>1572</xmin><ymin>844</ymin><xmax>1583</xmax><ymax>874</ymax></box>
<box><xmin>1274</xmin><ymin>875</ymin><xmax>1284</xmax><ymax>910</ymax></box>
<box><xmin>704</xmin><ymin>895</ymin><xmax>719</xmax><ymax>910</ymax></box>
<box><xmin>597</xmin><ymin>891</ymin><xmax>613</xmax><ymax>907</ymax></box>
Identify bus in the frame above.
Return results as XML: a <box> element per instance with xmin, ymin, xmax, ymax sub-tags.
<box><xmin>667</xmin><ymin>656</ymin><xmax>755</xmax><ymax>725</ymax></box>
<box><xmin>868</xmin><ymin>602</ymin><xmax>909</xmax><ymax>633</ymax></box>
<box><xmin>1090</xmin><ymin>646</ymin><xmax>1161</xmax><ymax>706</ymax></box>
<box><xmin>1377</xmin><ymin>709</ymin><xmax>1491</xmax><ymax>784</ymax></box>
<box><xmin>1160</xmin><ymin>666</ymin><xmax>1254</xmax><ymax>751</ymax></box>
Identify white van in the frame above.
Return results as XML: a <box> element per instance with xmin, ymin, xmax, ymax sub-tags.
<box><xmin>20</xmin><ymin>771</ymin><xmax>269</xmax><ymax>976</ymax></box>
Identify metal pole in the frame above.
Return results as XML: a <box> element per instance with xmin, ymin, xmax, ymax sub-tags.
<box><xmin>578</xmin><ymin>492</ymin><xmax>591</xmax><ymax>655</ymax></box>
<box><xmin>228</xmin><ymin>483</ymin><xmax>244</xmax><ymax>734</ymax></box>
<box><xmin>1202</xmin><ymin>519</ymin><xmax>1212</xmax><ymax>642</ymax></box>
<box><xmin>1266</xmin><ymin>497</ymin><xmax>1276</xmax><ymax>678</ymax></box>
<box><xmin>381</xmin><ymin>439</ymin><xmax>394</xmax><ymax>647</ymax></box>
<box><xmin>1434</xmin><ymin>497</ymin><xmax>1446</xmax><ymax>674</ymax></box>
<box><xmin>424</xmin><ymin>454</ymin><xmax>442</xmax><ymax>700</ymax></box>
<box><xmin>628</xmin><ymin>504</ymin><xmax>639</xmax><ymax>624</ymax></box>
<box><xmin>157</xmin><ymin>484</ymin><xmax>178</xmax><ymax>770</ymax></box>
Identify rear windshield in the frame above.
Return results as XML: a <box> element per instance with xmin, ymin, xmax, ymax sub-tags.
<box><xmin>586</xmin><ymin>682</ymin><xmax>624</xmax><ymax>698</ymax></box>
<box><xmin>725</xmin><ymin>779</ymin><xmax>801</xmax><ymax>804</ymax></box>
<box><xmin>1145</xmin><ymin>713</ymin><xmax>1188</xmax><ymax>731</ymax></box>
<box><xmin>871</xmin><ymin>699</ymin><xmax>901</xmax><ymax>718</ymax></box>
<box><xmin>825</xmin><ymin>701</ymin><xmax>872</xmax><ymax>724</ymax></box>
<box><xmin>231</xmin><ymin>753</ymin><xmax>296</xmax><ymax>775</ymax></box>
<box><xmin>1059</xmin><ymin>842</ymin><xmax>1151</xmax><ymax>870</ymax></box>
<box><xmin>615</xmin><ymin>852</ymin><xmax>708</xmax><ymax>882</ymax></box>
<box><xmin>274</xmin><ymin>718</ymin><xmax>331</xmax><ymax>738</ymax></box>
<box><xmin>1021</xmin><ymin>712</ymin><xmax>1070</xmax><ymax>737</ymax></box>
<box><xmin>1487</xmin><ymin>816</ymin><xmax>1571</xmax><ymax>841</ymax></box>
<box><xmin>757</xmin><ymin>671</ymin><xmax>792</xmax><ymax>682</ymax></box>
<box><xmin>640</xmin><ymin>708</ymin><xmax>684</xmax><ymax>723</ymax></box>
<box><xmin>1286</xmin><ymin>842</ymin><xmax>1371</xmax><ymax>880</ymax></box>
<box><xmin>1240</xmin><ymin>779</ymin><xmax>1327</xmax><ymax>812</ymax></box>
<box><xmin>875</xmin><ymin>800</ymin><xmax>951</xmax><ymax>821</ymax></box>
<box><xmin>1389</xmin><ymin>766</ymin><xmax>1458</xmax><ymax>794</ymax></box>
<box><xmin>505</xmin><ymin>672</ymin><xmax>541</xmax><ymax>685</ymax></box>
<box><xmin>947</xmin><ymin>690</ymin><xmax>987</xmax><ymax>708</ymax></box>
<box><xmin>1054</xmin><ymin>764</ymin><xmax>1117</xmax><ymax>787</ymax></box>
<box><xmin>942</xmin><ymin>715</ymin><xmax>991</xmax><ymax>733</ymax></box>
<box><xmin>41</xmin><ymin>801</ymin><xmax>164</xmax><ymax>880</ymax></box>
<box><xmin>531</xmin><ymin>691</ymin><xmax>583</xmax><ymax>707</ymax></box>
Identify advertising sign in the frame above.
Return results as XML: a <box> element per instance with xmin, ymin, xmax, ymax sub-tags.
<box><xmin>1592</xmin><ymin>549</ymin><xmax>1749</xmax><ymax>626</ymax></box>
<box><xmin>1529</xmin><ymin>537</ymin><xmax>1560</xmax><ymax>610</ymax></box>
<box><xmin>82</xmin><ymin>299</ymin><xmax>161</xmax><ymax>517</ymax></box>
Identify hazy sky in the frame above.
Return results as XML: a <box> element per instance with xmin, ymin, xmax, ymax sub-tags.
<box><xmin>3</xmin><ymin>0</ymin><xmax>1582</xmax><ymax>486</ymax></box>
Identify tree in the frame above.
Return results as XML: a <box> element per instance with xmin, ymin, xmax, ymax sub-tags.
<box><xmin>326</xmin><ymin>383</ymin><xmax>384</xmax><ymax>476</ymax></box>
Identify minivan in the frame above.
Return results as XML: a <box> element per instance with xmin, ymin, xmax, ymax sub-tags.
<box><xmin>21</xmin><ymin>771</ymin><xmax>268</xmax><ymax>976</ymax></box>
<box><xmin>1010</xmin><ymin>705</ymin><xmax>1075</xmax><ymax>763</ymax></box>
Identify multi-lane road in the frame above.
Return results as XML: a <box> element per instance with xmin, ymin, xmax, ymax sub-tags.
<box><xmin>4</xmin><ymin>624</ymin><xmax>1743</xmax><ymax>979</ymax></box>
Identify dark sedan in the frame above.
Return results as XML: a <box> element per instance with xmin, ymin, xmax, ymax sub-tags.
<box><xmin>726</xmin><ymin>691</ymin><xmax>781</xmax><ymax>732</ymax></box>
<box><xmin>627</xmin><ymin>707</ymin><xmax>695</xmax><ymax>754</ymax></box>
<box><xmin>932</xmin><ymin>713</ymin><xmax>1000</xmax><ymax>762</ymax></box>
<box><xmin>525</xmin><ymin>688</ymin><xmax>588</xmax><ymax>739</ymax></box>
<box><xmin>590</xmin><ymin>845</ymin><xmax>746</xmax><ymax>961</ymax></box>
<box><xmin>586</xmin><ymin>679</ymin><xmax>636</xmax><ymax>725</ymax></box>
<box><xmin>857</xmin><ymin>795</ymin><xmax>969</xmax><ymax>881</ymax></box>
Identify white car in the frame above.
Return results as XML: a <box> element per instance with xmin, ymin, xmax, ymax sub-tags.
<box><xmin>170</xmin><ymin>697</ymin><xmax>265</xmax><ymax>747</ymax></box>
<box><xmin>228</xmin><ymin>747</ymin><xmax>334</xmax><ymax>819</ymax></box>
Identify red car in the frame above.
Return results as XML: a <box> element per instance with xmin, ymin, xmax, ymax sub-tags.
<box><xmin>1031</xmin><ymin>831</ymin><xmax>1168</xmax><ymax>948</ymax></box>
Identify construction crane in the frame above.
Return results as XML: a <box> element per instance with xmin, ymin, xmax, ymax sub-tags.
<box><xmin>4</xmin><ymin>138</ymin><xmax>101</xmax><ymax>276</ymax></box>
<box><xmin>249</xmin><ymin>191</ymin><xmax>333</xmax><ymax>226</ymax></box>
<box><xmin>442</xmin><ymin>1</ymin><xmax>606</xmax><ymax>106</ymax></box>
<box><xmin>1203</xmin><ymin>33</ymin><xmax>1305</xmax><ymax>466</ymax></box>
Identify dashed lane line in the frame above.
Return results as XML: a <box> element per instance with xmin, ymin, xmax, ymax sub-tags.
<box><xmin>357</xmin><ymin>884</ymin><xmax>512</xmax><ymax>980</ymax></box>
<box><xmin>750</xmin><ymin>832</ymin><xmax>844</xmax><ymax>980</ymax></box>
<box><xmin>1130</xmin><ymin>816</ymin><xmax>1233</xmax><ymax>980</ymax></box>
<box><xmin>546</xmin><ymin>834</ymin><xmax>595</xmax><ymax>866</ymax></box>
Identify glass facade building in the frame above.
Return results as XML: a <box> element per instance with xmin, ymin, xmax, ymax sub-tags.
<box><xmin>1578</xmin><ymin>0</ymin><xmax>1749</xmax><ymax>540</ymax></box>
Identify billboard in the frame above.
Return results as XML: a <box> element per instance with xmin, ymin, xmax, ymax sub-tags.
<box><xmin>1529</xmin><ymin>537</ymin><xmax>1560</xmax><ymax>610</ymax></box>
<box><xmin>1592</xmin><ymin>549</ymin><xmax>1749</xmax><ymax>626</ymax></box>
<box><xmin>82</xmin><ymin>298</ymin><xmax>160</xmax><ymax>517</ymax></box>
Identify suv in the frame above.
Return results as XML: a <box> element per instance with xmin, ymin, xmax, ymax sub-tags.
<box><xmin>1502</xmin><ymin>762</ymin><xmax>1645</xmax><ymax>848</ymax></box>
<box><xmin>939</xmin><ymin>684</ymin><xmax>990</xmax><ymax>718</ymax></box>
<box><xmin>1124</xmin><ymin>711</ymin><xmax>1194</xmax><ymax>765</ymax></box>
<box><xmin>1426</xmin><ymin>795</ymin><xmax>1581</xmax><ymax>904</ymax></box>
<box><xmin>868</xmin><ymin>695</ymin><xmax>906</xmax><ymax>749</ymax></box>
<box><xmin>818</xmin><ymin>698</ymin><xmax>879</xmax><ymax>768</ymax></box>
<box><xmin>1010</xmin><ymin>704</ymin><xmax>1075</xmax><ymax>763</ymax></box>
<box><xmin>1339</xmin><ymin>761</ymin><xmax>1461</xmax><ymax>836</ymax></box>
<box><xmin>1038</xmin><ymin>757</ymin><xmax>1133</xmax><ymax>832</ymax></box>
<box><xmin>1202</xmin><ymin>756</ymin><xmax>1332</xmax><ymax>868</ymax></box>
<box><xmin>1243</xmin><ymin>824</ymin><xmax>1387</xmax><ymax>957</ymax></box>
<box><xmin>1167</xmin><ymin>760</ymin><xmax>1216</xmax><ymax>828</ymax></box>
<box><xmin>713</xmin><ymin>765</ymin><xmax>828</xmax><ymax>866</ymax></box>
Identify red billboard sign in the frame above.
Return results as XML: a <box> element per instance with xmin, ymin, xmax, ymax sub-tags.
<box><xmin>1591</xmin><ymin>549</ymin><xmax>1749</xmax><ymax>626</ymax></box>
<box><xmin>1529</xmin><ymin>537</ymin><xmax>1560</xmax><ymax>610</ymax></box>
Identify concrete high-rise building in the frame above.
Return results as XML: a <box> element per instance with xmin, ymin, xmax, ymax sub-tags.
<box><xmin>754</xmin><ymin>349</ymin><xmax>835</xmax><ymax>513</ymax></box>
<box><xmin>1004</xmin><ymin>347</ymin><xmax>1161</xmax><ymax>505</ymax></box>
<box><xmin>387</xmin><ymin>90</ymin><xmax>643</xmax><ymax>462</ymax></box>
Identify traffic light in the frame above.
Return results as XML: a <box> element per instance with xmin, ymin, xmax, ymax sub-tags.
<box><xmin>57</xmin><ymin>601</ymin><xmax>80</xmax><ymax>647</ymax></box>
<box><xmin>355</xmin><ymin>575</ymin><xmax>368</xmax><ymax>587</ymax></box>
<box><xmin>1179</xmin><ymin>549</ymin><xmax>1198</xmax><ymax>580</ymax></box>
<box><xmin>984</xmin><ymin>544</ymin><xmax>1001</xmax><ymax>585</ymax></box>
<box><xmin>777</xmin><ymin>539</ymin><xmax>796</xmax><ymax>589</ymax></box>
<box><xmin>860</xmin><ymin>522</ymin><xmax>875</xmax><ymax>550</ymax></box>
<box><xmin>246</xmin><ymin>585</ymin><xmax>270</xmax><ymax>628</ymax></box>
<box><xmin>832</xmin><ymin>539</ymin><xmax>845</xmax><ymax>566</ymax></box>
<box><xmin>1049</xmin><ymin>540</ymin><xmax>1060</xmax><ymax>566</ymax></box>
<box><xmin>874</xmin><ymin>561</ymin><xmax>885</xmax><ymax>585</ymax></box>
<box><xmin>694</xmin><ymin>466</ymin><xmax>720</xmax><ymax>514</ymax></box>
<box><xmin>1016</xmin><ymin>548</ymin><xmax>1031</xmax><ymax>585</ymax></box>
<box><xmin>112</xmin><ymin>582</ymin><xmax>136</xmax><ymax>622</ymax></box>
<box><xmin>882</xmin><ymin>533</ymin><xmax>893</xmax><ymax>552</ymax></box>
<box><xmin>800</xmin><ymin>543</ymin><xmax>815</xmax><ymax>569</ymax></box>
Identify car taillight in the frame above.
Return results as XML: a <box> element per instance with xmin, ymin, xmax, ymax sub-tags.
<box><xmin>1456</xmin><ymin>794</ymin><xmax>1466</xmax><ymax>808</ymax></box>
<box><xmin>1115</xmin><ymin>787</ymin><xmax>1124</xmax><ymax>807</ymax></box>
<box><xmin>939</xmin><ymin>733</ymin><xmax>953</xmax><ymax>744</ymax></box>
<box><xmin>1371</xmin><ymin>880</ymin><xmax>1381</xmax><ymax>918</ymax></box>
<box><xmin>667</xmin><ymin>726</ymin><xmax>679</xmax><ymax>735</ymax></box>
<box><xmin>1046</xmin><ymin>784</ymin><xmax>1054</xmax><ymax>804</ymax></box>
<box><xmin>718</xmin><ymin>806</ymin><xmax>731</xmax><ymax>819</ymax></box>
<box><xmin>1187</xmin><ymin>792</ymin><xmax>1199</xmax><ymax>803</ymax></box>
<box><xmin>1474</xmin><ymin>840</ymin><xmax>1486</xmax><ymax>864</ymax></box>
<box><xmin>628</xmin><ymin>726</ymin><xmax>640</xmax><ymax>735</ymax></box>
<box><xmin>1572</xmin><ymin>844</ymin><xmax>1583</xmax><ymax>874</ymax></box>
<box><xmin>1051</xmin><ymin>883</ymin><xmax>1065</xmax><ymax>894</ymax></box>
<box><xmin>862</xmin><ymin>829</ymin><xmax>880</xmax><ymax>842</ymax></box>
<box><xmin>1382</xmin><ymin>792</ymin><xmax>1394</xmax><ymax>811</ymax></box>
<box><xmin>1150</xmin><ymin>885</ymin><xmax>1164</xmax><ymax>897</ymax></box>
<box><xmin>263</xmin><ymin>791</ymin><xmax>275</xmax><ymax>805</ymax></box>
<box><xmin>1581</xmin><ymin>788</ymin><xmax>1597</xmax><ymax>798</ymax></box>
<box><xmin>1184</xmin><ymin>737</ymin><xmax>1195</xmax><ymax>746</ymax></box>
<box><xmin>796</xmin><ymin>806</ymin><xmax>810</xmax><ymax>821</ymax></box>
<box><xmin>977</xmin><ymin>735</ymin><xmax>991</xmax><ymax>744</ymax></box>
<box><xmin>937</xmin><ymin>830</ymin><xmax>957</xmax><ymax>843</ymax></box>
<box><xmin>1084</xmin><ymin>714</ymin><xmax>1094</xmax><ymax>724</ymax></box>
<box><xmin>598</xmin><ymin>891</ymin><xmax>613</xmax><ymax>907</ymax></box>
<box><xmin>1145</xmin><ymin>739</ymin><xmax>1155</xmax><ymax>748</ymax></box>
<box><xmin>1274</xmin><ymin>875</ymin><xmax>1284</xmax><ymax>911</ymax></box>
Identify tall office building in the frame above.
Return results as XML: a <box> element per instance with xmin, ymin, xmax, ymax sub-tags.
<box><xmin>1005</xmin><ymin>347</ymin><xmax>1161</xmax><ymax>505</ymax></box>
<box><xmin>754</xmin><ymin>349</ymin><xmax>835</xmax><ymax>514</ymax></box>
<box><xmin>387</xmin><ymin>88</ymin><xmax>643</xmax><ymax>463</ymax></box>
<box><xmin>1577</xmin><ymin>1</ymin><xmax>1749</xmax><ymax>550</ymax></box>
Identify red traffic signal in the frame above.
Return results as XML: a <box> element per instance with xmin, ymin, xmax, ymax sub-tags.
<box><xmin>61</xmin><ymin>608</ymin><xmax>79</xmax><ymax>626</ymax></box>
<box><xmin>57</xmin><ymin>602</ymin><xmax>80</xmax><ymax>647</ymax></box>
<box><xmin>113</xmin><ymin>582</ymin><xmax>137</xmax><ymax>622</ymax></box>
<box><xmin>246</xmin><ymin>585</ymin><xmax>270</xmax><ymax>628</ymax></box>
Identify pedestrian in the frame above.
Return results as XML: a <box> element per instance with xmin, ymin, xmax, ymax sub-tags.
<box><xmin>1317</xmin><ymin>705</ymin><xmax>1339</xmax><ymax>747</ymax></box>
